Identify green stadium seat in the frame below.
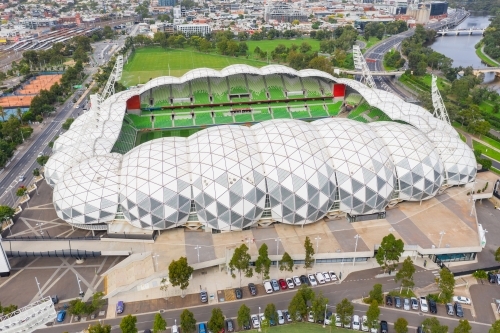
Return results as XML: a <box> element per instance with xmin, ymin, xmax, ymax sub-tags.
<box><xmin>228</xmin><ymin>75</ymin><xmax>248</xmax><ymax>94</ymax></box>
<box><xmin>210</xmin><ymin>77</ymin><xmax>229</xmax><ymax>103</ymax></box>
<box><xmin>174</xmin><ymin>116</ymin><xmax>194</xmax><ymax>127</ymax></box>
<box><xmin>325</xmin><ymin>101</ymin><xmax>342</xmax><ymax>116</ymax></box>
<box><xmin>308</xmin><ymin>105</ymin><xmax>328</xmax><ymax>117</ymax></box>
<box><xmin>247</xmin><ymin>74</ymin><xmax>268</xmax><ymax>101</ymax></box>
<box><xmin>291</xmin><ymin>110</ymin><xmax>310</xmax><ymax>119</ymax></box>
<box><xmin>283</xmin><ymin>75</ymin><xmax>304</xmax><ymax>96</ymax></box>
<box><xmin>348</xmin><ymin>102</ymin><xmax>370</xmax><ymax>119</ymax></box>
<box><xmin>265</xmin><ymin>75</ymin><xmax>286</xmax><ymax>99</ymax></box>
<box><xmin>154</xmin><ymin>115</ymin><xmax>173</xmax><ymax>128</ymax></box>
<box><xmin>111</xmin><ymin>123</ymin><xmax>137</xmax><ymax>154</ymax></box>
<box><xmin>126</xmin><ymin>114</ymin><xmax>153</xmax><ymax>129</ymax></box>
<box><xmin>301</xmin><ymin>77</ymin><xmax>322</xmax><ymax>98</ymax></box>
<box><xmin>234</xmin><ymin>113</ymin><xmax>253</xmax><ymax>123</ymax></box>
<box><xmin>318</xmin><ymin>79</ymin><xmax>333</xmax><ymax>96</ymax></box>
<box><xmin>191</xmin><ymin>78</ymin><xmax>210</xmax><ymax>105</ymax></box>
<box><xmin>195</xmin><ymin>113</ymin><xmax>213</xmax><ymax>126</ymax></box>
<box><xmin>213</xmin><ymin>112</ymin><xmax>234</xmax><ymax>124</ymax></box>
<box><xmin>272</xmin><ymin>107</ymin><xmax>290</xmax><ymax>119</ymax></box>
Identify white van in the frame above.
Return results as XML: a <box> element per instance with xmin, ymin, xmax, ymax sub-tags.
<box><xmin>352</xmin><ymin>315</ymin><xmax>361</xmax><ymax>330</ymax></box>
<box><xmin>263</xmin><ymin>280</ymin><xmax>273</xmax><ymax>294</ymax></box>
<box><xmin>277</xmin><ymin>310</ymin><xmax>284</xmax><ymax>325</ymax></box>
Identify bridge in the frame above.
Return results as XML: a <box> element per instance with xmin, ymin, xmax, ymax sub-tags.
<box><xmin>436</xmin><ymin>28</ymin><xmax>486</xmax><ymax>36</ymax></box>
<box><xmin>339</xmin><ymin>67</ymin><xmax>500</xmax><ymax>77</ymax></box>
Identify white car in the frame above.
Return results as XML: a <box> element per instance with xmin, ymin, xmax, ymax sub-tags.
<box><xmin>325</xmin><ymin>312</ymin><xmax>333</xmax><ymax>325</ymax></box>
<box><xmin>411</xmin><ymin>297</ymin><xmax>419</xmax><ymax>310</ymax></box>
<box><xmin>371</xmin><ymin>320</ymin><xmax>378</xmax><ymax>333</ymax></box>
<box><xmin>361</xmin><ymin>315</ymin><xmax>369</xmax><ymax>332</ymax></box>
<box><xmin>315</xmin><ymin>272</ymin><xmax>325</xmax><ymax>284</ymax></box>
<box><xmin>453</xmin><ymin>296</ymin><xmax>471</xmax><ymax>305</ymax></box>
<box><xmin>259</xmin><ymin>314</ymin><xmax>265</xmax><ymax>324</ymax></box>
<box><xmin>352</xmin><ymin>315</ymin><xmax>361</xmax><ymax>330</ymax></box>
<box><xmin>335</xmin><ymin>314</ymin><xmax>342</xmax><ymax>327</ymax></box>
<box><xmin>322</xmin><ymin>272</ymin><xmax>331</xmax><ymax>282</ymax></box>
<box><xmin>293</xmin><ymin>276</ymin><xmax>301</xmax><ymax>286</ymax></box>
<box><xmin>251</xmin><ymin>314</ymin><xmax>260</xmax><ymax>329</ymax></box>
<box><xmin>329</xmin><ymin>271</ymin><xmax>338</xmax><ymax>281</ymax></box>
<box><xmin>420</xmin><ymin>296</ymin><xmax>428</xmax><ymax>312</ymax></box>
<box><xmin>308</xmin><ymin>274</ymin><xmax>318</xmax><ymax>286</ymax></box>
<box><xmin>286</xmin><ymin>278</ymin><xmax>295</xmax><ymax>289</ymax></box>
<box><xmin>277</xmin><ymin>310</ymin><xmax>285</xmax><ymax>325</ymax></box>
<box><xmin>308</xmin><ymin>311</ymin><xmax>314</xmax><ymax>323</ymax></box>
<box><xmin>404</xmin><ymin>298</ymin><xmax>410</xmax><ymax>310</ymax></box>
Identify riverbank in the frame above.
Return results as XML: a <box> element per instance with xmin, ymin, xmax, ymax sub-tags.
<box><xmin>475</xmin><ymin>45</ymin><xmax>500</xmax><ymax>67</ymax></box>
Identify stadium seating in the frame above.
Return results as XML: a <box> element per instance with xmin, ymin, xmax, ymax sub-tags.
<box><xmin>228</xmin><ymin>75</ymin><xmax>248</xmax><ymax>94</ymax></box>
<box><xmin>246</xmin><ymin>74</ymin><xmax>268</xmax><ymax>101</ymax></box>
<box><xmin>325</xmin><ymin>101</ymin><xmax>342</xmax><ymax>116</ymax></box>
<box><xmin>191</xmin><ymin>78</ymin><xmax>211</xmax><ymax>104</ymax></box>
<box><xmin>290</xmin><ymin>109</ymin><xmax>310</xmax><ymax>119</ymax></box>
<box><xmin>318</xmin><ymin>79</ymin><xmax>333</xmax><ymax>96</ymax></box>
<box><xmin>283</xmin><ymin>75</ymin><xmax>304</xmax><ymax>94</ymax></box>
<box><xmin>111</xmin><ymin>123</ymin><xmax>137</xmax><ymax>154</ymax></box>
<box><xmin>210</xmin><ymin>77</ymin><xmax>230</xmax><ymax>103</ymax></box>
<box><xmin>234</xmin><ymin>113</ymin><xmax>253</xmax><ymax>123</ymax></box>
<box><xmin>173</xmin><ymin>116</ymin><xmax>194</xmax><ymax>127</ymax></box>
<box><xmin>367</xmin><ymin>108</ymin><xmax>392</xmax><ymax>121</ymax></box>
<box><xmin>151</xmin><ymin>86</ymin><xmax>171</xmax><ymax>107</ymax></box>
<box><xmin>171</xmin><ymin>83</ymin><xmax>191</xmax><ymax>106</ymax></box>
<box><xmin>347</xmin><ymin>102</ymin><xmax>370</xmax><ymax>120</ymax></box>
<box><xmin>252</xmin><ymin>108</ymin><xmax>273</xmax><ymax>122</ymax></box>
<box><xmin>265</xmin><ymin>75</ymin><xmax>286</xmax><ymax>99</ymax></box>
<box><xmin>154</xmin><ymin>115</ymin><xmax>173</xmax><ymax>128</ymax></box>
<box><xmin>301</xmin><ymin>77</ymin><xmax>322</xmax><ymax>98</ymax></box>
<box><xmin>345</xmin><ymin>93</ymin><xmax>363</xmax><ymax>105</ymax></box>
<box><xmin>213</xmin><ymin>111</ymin><xmax>234</xmax><ymax>124</ymax></box>
<box><xmin>126</xmin><ymin>114</ymin><xmax>153</xmax><ymax>129</ymax></box>
<box><xmin>195</xmin><ymin>113</ymin><xmax>214</xmax><ymax>126</ymax></box>
<box><xmin>271</xmin><ymin>107</ymin><xmax>290</xmax><ymax>119</ymax></box>
<box><xmin>308</xmin><ymin>104</ymin><xmax>328</xmax><ymax>118</ymax></box>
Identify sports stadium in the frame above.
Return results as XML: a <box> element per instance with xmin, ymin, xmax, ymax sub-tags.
<box><xmin>43</xmin><ymin>64</ymin><xmax>477</xmax><ymax>232</ymax></box>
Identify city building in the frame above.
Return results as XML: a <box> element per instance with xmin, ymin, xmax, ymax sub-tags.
<box><xmin>264</xmin><ymin>2</ymin><xmax>307</xmax><ymax>23</ymax></box>
<box><xmin>175</xmin><ymin>23</ymin><xmax>211</xmax><ymax>35</ymax></box>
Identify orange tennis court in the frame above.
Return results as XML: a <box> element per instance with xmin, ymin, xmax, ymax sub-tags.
<box><xmin>0</xmin><ymin>74</ymin><xmax>62</xmax><ymax>108</ymax></box>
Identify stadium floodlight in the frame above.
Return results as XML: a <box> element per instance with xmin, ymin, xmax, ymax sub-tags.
<box><xmin>99</xmin><ymin>55</ymin><xmax>124</xmax><ymax>103</ymax></box>
<box><xmin>352</xmin><ymin>45</ymin><xmax>377</xmax><ymax>90</ymax></box>
<box><xmin>431</xmin><ymin>74</ymin><xmax>451</xmax><ymax>125</ymax></box>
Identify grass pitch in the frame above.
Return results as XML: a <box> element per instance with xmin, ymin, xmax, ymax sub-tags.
<box><xmin>121</xmin><ymin>47</ymin><xmax>269</xmax><ymax>86</ymax></box>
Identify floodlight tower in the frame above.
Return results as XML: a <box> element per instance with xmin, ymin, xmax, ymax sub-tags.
<box><xmin>431</xmin><ymin>74</ymin><xmax>451</xmax><ymax>125</ymax></box>
<box><xmin>99</xmin><ymin>55</ymin><xmax>124</xmax><ymax>103</ymax></box>
<box><xmin>352</xmin><ymin>45</ymin><xmax>377</xmax><ymax>89</ymax></box>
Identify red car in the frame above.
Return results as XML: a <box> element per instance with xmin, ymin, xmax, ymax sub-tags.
<box><xmin>278</xmin><ymin>279</ymin><xmax>288</xmax><ymax>290</ymax></box>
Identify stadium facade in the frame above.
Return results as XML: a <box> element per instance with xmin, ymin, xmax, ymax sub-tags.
<box><xmin>44</xmin><ymin>64</ymin><xmax>477</xmax><ymax>232</ymax></box>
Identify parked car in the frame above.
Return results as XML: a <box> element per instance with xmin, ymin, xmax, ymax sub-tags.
<box><xmin>335</xmin><ymin>314</ymin><xmax>342</xmax><ymax>327</ymax></box>
<box><xmin>225</xmin><ymin>319</ymin><xmax>234</xmax><ymax>332</ymax></box>
<box><xmin>271</xmin><ymin>279</ymin><xmax>280</xmax><ymax>292</ymax></box>
<box><xmin>403</xmin><ymin>298</ymin><xmax>410</xmax><ymax>310</ymax></box>
<box><xmin>278</xmin><ymin>279</ymin><xmax>287</xmax><ymax>290</ymax></box>
<box><xmin>324</xmin><ymin>312</ymin><xmax>333</xmax><ymax>325</ymax></box>
<box><xmin>198</xmin><ymin>322</ymin><xmax>207</xmax><ymax>333</ymax></box>
<box><xmin>386</xmin><ymin>295</ymin><xmax>393</xmax><ymax>306</ymax></box>
<box><xmin>322</xmin><ymin>272</ymin><xmax>331</xmax><ymax>282</ymax></box>
<box><xmin>446</xmin><ymin>303</ymin><xmax>454</xmax><ymax>316</ymax></box>
<box><xmin>488</xmin><ymin>272</ymin><xmax>497</xmax><ymax>284</ymax></box>
<box><xmin>308</xmin><ymin>274</ymin><xmax>318</xmax><ymax>286</ymax></box>
<box><xmin>248</xmin><ymin>283</ymin><xmax>257</xmax><ymax>296</ymax></box>
<box><xmin>283</xmin><ymin>310</ymin><xmax>292</xmax><ymax>322</ymax></box>
<box><xmin>453</xmin><ymin>296</ymin><xmax>471</xmax><ymax>305</ymax></box>
<box><xmin>241</xmin><ymin>318</ymin><xmax>251</xmax><ymax>330</ymax></box>
<box><xmin>380</xmin><ymin>320</ymin><xmax>389</xmax><ymax>333</ymax></box>
<box><xmin>352</xmin><ymin>315</ymin><xmax>361</xmax><ymax>330</ymax></box>
<box><xmin>144</xmin><ymin>330</ymin><xmax>151</xmax><ymax>333</ymax></box>
<box><xmin>308</xmin><ymin>311</ymin><xmax>314</xmax><ymax>323</ymax></box>
<box><xmin>344</xmin><ymin>316</ymin><xmax>351</xmax><ymax>329</ymax></box>
<box><xmin>116</xmin><ymin>301</ymin><xmax>124</xmax><ymax>314</ymax></box>
<box><xmin>51</xmin><ymin>295</ymin><xmax>59</xmax><ymax>304</ymax></box>
<box><xmin>394</xmin><ymin>296</ymin><xmax>401</xmax><ymax>308</ymax></box>
<box><xmin>277</xmin><ymin>310</ymin><xmax>285</xmax><ymax>325</ymax></box>
<box><xmin>371</xmin><ymin>320</ymin><xmax>378</xmax><ymax>333</ymax></box>
<box><xmin>411</xmin><ymin>297</ymin><xmax>419</xmax><ymax>310</ymax></box>
<box><xmin>300</xmin><ymin>275</ymin><xmax>309</xmax><ymax>285</ymax></box>
<box><xmin>315</xmin><ymin>272</ymin><xmax>325</xmax><ymax>284</ymax></box>
<box><xmin>454</xmin><ymin>302</ymin><xmax>464</xmax><ymax>317</ymax></box>
<box><xmin>56</xmin><ymin>310</ymin><xmax>66</xmax><ymax>322</ymax></box>
<box><xmin>361</xmin><ymin>315</ymin><xmax>369</xmax><ymax>332</ymax></box>
<box><xmin>429</xmin><ymin>300</ymin><xmax>437</xmax><ymax>314</ymax></box>
<box><xmin>234</xmin><ymin>288</ymin><xmax>242</xmax><ymax>299</ymax></box>
<box><xmin>18</xmin><ymin>175</ymin><xmax>25</xmax><ymax>182</ymax></box>
<box><xmin>293</xmin><ymin>276</ymin><xmax>301</xmax><ymax>286</ymax></box>
<box><xmin>200</xmin><ymin>291</ymin><xmax>208</xmax><ymax>303</ymax></box>
<box><xmin>172</xmin><ymin>324</ymin><xmax>179</xmax><ymax>333</ymax></box>
<box><xmin>263</xmin><ymin>280</ymin><xmax>273</xmax><ymax>293</ymax></box>
<box><xmin>420</xmin><ymin>296</ymin><xmax>428</xmax><ymax>312</ymax></box>
<box><xmin>329</xmin><ymin>271</ymin><xmax>338</xmax><ymax>281</ymax></box>
<box><xmin>251</xmin><ymin>315</ymin><xmax>260</xmax><ymax>329</ymax></box>
<box><xmin>286</xmin><ymin>278</ymin><xmax>295</xmax><ymax>289</ymax></box>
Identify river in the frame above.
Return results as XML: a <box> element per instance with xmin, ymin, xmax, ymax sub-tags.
<box><xmin>429</xmin><ymin>14</ymin><xmax>500</xmax><ymax>92</ymax></box>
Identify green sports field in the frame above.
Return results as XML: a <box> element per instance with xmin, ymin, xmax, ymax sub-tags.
<box><xmin>121</xmin><ymin>47</ymin><xmax>269</xmax><ymax>86</ymax></box>
<box><xmin>245</xmin><ymin>38</ymin><xmax>321</xmax><ymax>56</ymax></box>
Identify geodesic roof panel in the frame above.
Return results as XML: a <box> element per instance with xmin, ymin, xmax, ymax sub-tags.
<box><xmin>53</xmin><ymin>153</ymin><xmax>122</xmax><ymax>224</ymax></box>
<box><xmin>426</xmin><ymin>130</ymin><xmax>477</xmax><ymax>185</ymax></box>
<box><xmin>119</xmin><ymin>137</ymin><xmax>191</xmax><ymax>230</ymax></box>
<box><xmin>189</xmin><ymin>126</ymin><xmax>267</xmax><ymax>231</ymax></box>
<box><xmin>369</xmin><ymin>122</ymin><xmax>444</xmax><ymax>201</ymax></box>
<box><xmin>313</xmin><ymin>118</ymin><xmax>395</xmax><ymax>215</ymax></box>
<box><xmin>252</xmin><ymin>120</ymin><xmax>336</xmax><ymax>225</ymax></box>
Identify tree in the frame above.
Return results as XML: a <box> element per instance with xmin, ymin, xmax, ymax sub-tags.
<box><xmin>375</xmin><ymin>233</ymin><xmax>404</xmax><ymax>273</ymax></box>
<box><xmin>180</xmin><ymin>309</ymin><xmax>196</xmax><ymax>333</ymax></box>
<box><xmin>454</xmin><ymin>319</ymin><xmax>471</xmax><ymax>333</ymax></box>
<box><xmin>261</xmin><ymin>318</ymin><xmax>270</xmax><ymax>332</ymax></box>
<box><xmin>255</xmin><ymin>243</ymin><xmax>272</xmax><ymax>280</ymax></box>
<box><xmin>336</xmin><ymin>298</ymin><xmax>354</xmax><ymax>328</ymax></box>
<box><xmin>88</xmin><ymin>323</ymin><xmax>112</xmax><ymax>333</ymax></box>
<box><xmin>62</xmin><ymin>118</ymin><xmax>74</xmax><ymax>130</ymax></box>
<box><xmin>496</xmin><ymin>247</ymin><xmax>500</xmax><ymax>262</ymax></box>
<box><xmin>36</xmin><ymin>155</ymin><xmax>50</xmax><ymax>166</ymax></box>
<box><xmin>366</xmin><ymin>300</ymin><xmax>380</xmax><ymax>331</ymax></box>
<box><xmin>395</xmin><ymin>256</ymin><xmax>416</xmax><ymax>292</ymax></box>
<box><xmin>311</xmin><ymin>291</ymin><xmax>328</xmax><ymax>322</ymax></box>
<box><xmin>0</xmin><ymin>304</ymin><xmax>18</xmax><ymax>315</ymax></box>
<box><xmin>0</xmin><ymin>206</ymin><xmax>15</xmax><ymax>222</ymax></box>
<box><xmin>87</xmin><ymin>292</ymin><xmax>105</xmax><ymax>313</ymax></box>
<box><xmin>120</xmin><ymin>315</ymin><xmax>138</xmax><ymax>333</ymax></box>
<box><xmin>207</xmin><ymin>308</ymin><xmax>225</xmax><ymax>333</ymax></box>
<box><xmin>304</xmin><ymin>236</ymin><xmax>315</xmax><ymax>269</ymax></box>
<box><xmin>168</xmin><ymin>257</ymin><xmax>194</xmax><ymax>296</ymax></box>
<box><xmin>472</xmin><ymin>270</ymin><xmax>488</xmax><ymax>283</ymax></box>
<box><xmin>279</xmin><ymin>252</ymin><xmax>294</xmax><ymax>272</ymax></box>
<box><xmin>0</xmin><ymin>106</ymin><xmax>5</xmax><ymax>121</ymax></box>
<box><xmin>288</xmin><ymin>285</ymin><xmax>314</xmax><ymax>321</ymax></box>
<box><xmin>33</xmin><ymin>168</ymin><xmax>40</xmax><ymax>177</ymax></box>
<box><xmin>237</xmin><ymin>304</ymin><xmax>251</xmax><ymax>329</ymax></box>
<box><xmin>394</xmin><ymin>317</ymin><xmax>408</xmax><ymax>333</ymax></box>
<box><xmin>491</xmin><ymin>320</ymin><xmax>500</xmax><ymax>333</ymax></box>
<box><xmin>368</xmin><ymin>283</ymin><xmax>384</xmax><ymax>304</ymax></box>
<box><xmin>264</xmin><ymin>303</ymin><xmax>278</xmax><ymax>325</ymax></box>
<box><xmin>438</xmin><ymin>268</ymin><xmax>455</xmax><ymax>302</ymax></box>
<box><xmin>153</xmin><ymin>313</ymin><xmax>167</xmax><ymax>333</ymax></box>
<box><xmin>16</xmin><ymin>186</ymin><xmax>27</xmax><ymax>198</ymax></box>
<box><xmin>421</xmin><ymin>317</ymin><xmax>448</xmax><ymax>333</ymax></box>
<box><xmin>228</xmin><ymin>244</ymin><xmax>253</xmax><ymax>287</ymax></box>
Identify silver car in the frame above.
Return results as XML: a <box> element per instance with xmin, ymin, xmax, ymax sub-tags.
<box><xmin>403</xmin><ymin>298</ymin><xmax>410</xmax><ymax>310</ymax></box>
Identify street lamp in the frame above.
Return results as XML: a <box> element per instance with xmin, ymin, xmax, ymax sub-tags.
<box><xmin>36</xmin><ymin>222</ymin><xmax>44</xmax><ymax>236</ymax></box>
<box><xmin>353</xmin><ymin>234</ymin><xmax>361</xmax><ymax>266</ymax></box>
<box><xmin>275</xmin><ymin>238</ymin><xmax>280</xmax><ymax>267</ymax></box>
<box><xmin>35</xmin><ymin>277</ymin><xmax>43</xmax><ymax>298</ymax></box>
<box><xmin>76</xmin><ymin>273</ymin><xmax>84</xmax><ymax>297</ymax></box>
<box><xmin>258</xmin><ymin>306</ymin><xmax>261</xmax><ymax>332</ymax></box>
<box><xmin>323</xmin><ymin>303</ymin><xmax>328</xmax><ymax>328</ymax></box>
<box><xmin>153</xmin><ymin>254</ymin><xmax>159</xmax><ymax>271</ymax></box>
<box><xmin>195</xmin><ymin>245</ymin><xmax>202</xmax><ymax>263</ymax></box>
<box><xmin>438</xmin><ymin>231</ymin><xmax>446</xmax><ymax>248</ymax></box>
<box><xmin>314</xmin><ymin>236</ymin><xmax>321</xmax><ymax>265</ymax></box>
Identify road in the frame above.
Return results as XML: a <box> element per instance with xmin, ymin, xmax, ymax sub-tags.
<box><xmin>37</xmin><ymin>268</ymin><xmax>492</xmax><ymax>333</ymax></box>
<box><xmin>0</xmin><ymin>33</ymin><xmax>129</xmax><ymax>207</ymax></box>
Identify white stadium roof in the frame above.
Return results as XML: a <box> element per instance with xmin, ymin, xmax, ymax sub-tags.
<box><xmin>46</xmin><ymin>65</ymin><xmax>477</xmax><ymax>231</ymax></box>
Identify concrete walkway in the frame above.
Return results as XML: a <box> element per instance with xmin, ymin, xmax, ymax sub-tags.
<box><xmin>480</xmin><ymin>46</ymin><xmax>500</xmax><ymax>66</ymax></box>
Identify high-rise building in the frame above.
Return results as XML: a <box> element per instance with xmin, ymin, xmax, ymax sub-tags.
<box><xmin>159</xmin><ymin>0</ymin><xmax>176</xmax><ymax>6</ymax></box>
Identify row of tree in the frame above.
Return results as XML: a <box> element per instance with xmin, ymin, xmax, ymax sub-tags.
<box><xmin>0</xmin><ymin>114</ymin><xmax>33</xmax><ymax>168</ymax></box>
<box><xmin>364</xmin><ymin>20</ymin><xmax>409</xmax><ymax>41</ymax></box>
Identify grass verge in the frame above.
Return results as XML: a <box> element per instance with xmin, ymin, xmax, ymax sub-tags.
<box><xmin>491</xmin><ymin>167</ymin><xmax>500</xmax><ymax>176</ymax></box>
<box><xmin>247</xmin><ymin>322</ymin><xmax>353</xmax><ymax>333</ymax></box>
<box><xmin>459</xmin><ymin>132</ymin><xmax>466</xmax><ymax>143</ymax></box>
<box><xmin>475</xmin><ymin>46</ymin><xmax>500</xmax><ymax>67</ymax></box>
<box><xmin>388</xmin><ymin>289</ymin><xmax>416</xmax><ymax>298</ymax></box>
<box><xmin>473</xmin><ymin>141</ymin><xmax>500</xmax><ymax>161</ymax></box>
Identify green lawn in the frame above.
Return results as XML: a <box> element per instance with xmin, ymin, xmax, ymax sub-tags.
<box><xmin>246</xmin><ymin>323</ymin><xmax>352</xmax><ymax>333</ymax></box>
<box><xmin>121</xmin><ymin>47</ymin><xmax>269</xmax><ymax>86</ymax></box>
<box><xmin>473</xmin><ymin>140</ymin><xmax>500</xmax><ymax>161</ymax></box>
<box><xmin>358</xmin><ymin>35</ymin><xmax>387</xmax><ymax>51</ymax></box>
<box><xmin>475</xmin><ymin>45</ymin><xmax>500</xmax><ymax>67</ymax></box>
<box><xmin>245</xmin><ymin>39</ymin><xmax>320</xmax><ymax>56</ymax></box>
<box><xmin>459</xmin><ymin>132</ymin><xmax>466</xmax><ymax>143</ymax></box>
<box><xmin>480</xmin><ymin>136</ymin><xmax>500</xmax><ymax>151</ymax></box>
